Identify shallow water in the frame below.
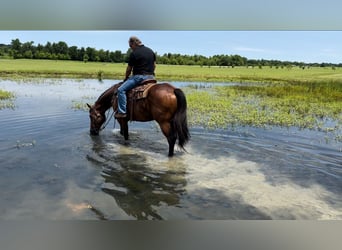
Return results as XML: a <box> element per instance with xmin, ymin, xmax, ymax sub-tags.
<box><xmin>0</xmin><ymin>79</ymin><xmax>341</xmax><ymax>219</ymax></box>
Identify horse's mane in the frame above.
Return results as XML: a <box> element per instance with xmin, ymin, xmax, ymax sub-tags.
<box><xmin>96</xmin><ymin>83</ymin><xmax>119</xmax><ymax>102</ymax></box>
<box><xmin>95</xmin><ymin>82</ymin><xmax>122</xmax><ymax>111</ymax></box>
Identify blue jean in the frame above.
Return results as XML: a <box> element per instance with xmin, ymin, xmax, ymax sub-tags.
<box><xmin>117</xmin><ymin>74</ymin><xmax>155</xmax><ymax>114</ymax></box>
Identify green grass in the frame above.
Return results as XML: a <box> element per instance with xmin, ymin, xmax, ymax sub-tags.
<box><xmin>185</xmin><ymin>81</ymin><xmax>342</xmax><ymax>134</ymax></box>
<box><xmin>0</xmin><ymin>89</ymin><xmax>15</xmax><ymax>109</ymax></box>
<box><xmin>0</xmin><ymin>89</ymin><xmax>13</xmax><ymax>99</ymax></box>
<box><xmin>156</xmin><ymin>64</ymin><xmax>342</xmax><ymax>83</ymax></box>
<box><xmin>1</xmin><ymin>59</ymin><xmax>342</xmax><ymax>135</ymax></box>
<box><xmin>0</xmin><ymin>59</ymin><xmax>126</xmax><ymax>79</ymax></box>
<box><xmin>1</xmin><ymin>59</ymin><xmax>342</xmax><ymax>84</ymax></box>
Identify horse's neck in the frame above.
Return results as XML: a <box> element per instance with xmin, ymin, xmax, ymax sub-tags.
<box><xmin>95</xmin><ymin>84</ymin><xmax>118</xmax><ymax>113</ymax></box>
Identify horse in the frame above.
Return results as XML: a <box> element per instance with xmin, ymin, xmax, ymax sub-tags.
<box><xmin>87</xmin><ymin>80</ymin><xmax>190</xmax><ymax>157</ymax></box>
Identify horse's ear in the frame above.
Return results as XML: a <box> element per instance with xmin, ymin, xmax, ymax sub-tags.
<box><xmin>86</xmin><ymin>103</ymin><xmax>92</xmax><ymax>109</ymax></box>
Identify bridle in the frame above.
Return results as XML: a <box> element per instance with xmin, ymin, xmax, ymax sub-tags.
<box><xmin>89</xmin><ymin>87</ymin><xmax>119</xmax><ymax>133</ymax></box>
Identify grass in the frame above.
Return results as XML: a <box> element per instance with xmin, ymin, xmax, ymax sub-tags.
<box><xmin>1</xmin><ymin>59</ymin><xmax>342</xmax><ymax>136</ymax></box>
<box><xmin>0</xmin><ymin>89</ymin><xmax>13</xmax><ymax>99</ymax></box>
<box><xmin>156</xmin><ymin>64</ymin><xmax>342</xmax><ymax>83</ymax></box>
<box><xmin>0</xmin><ymin>89</ymin><xmax>15</xmax><ymax>109</ymax></box>
<box><xmin>0</xmin><ymin>59</ymin><xmax>126</xmax><ymax>79</ymax></box>
<box><xmin>185</xmin><ymin>81</ymin><xmax>342</xmax><ymax>135</ymax></box>
<box><xmin>1</xmin><ymin>59</ymin><xmax>342</xmax><ymax>83</ymax></box>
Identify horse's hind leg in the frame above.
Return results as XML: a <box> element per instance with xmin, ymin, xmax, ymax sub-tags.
<box><xmin>167</xmin><ymin>134</ymin><xmax>177</xmax><ymax>157</ymax></box>
<box><xmin>159</xmin><ymin>121</ymin><xmax>176</xmax><ymax>157</ymax></box>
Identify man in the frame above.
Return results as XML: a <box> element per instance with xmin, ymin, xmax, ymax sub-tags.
<box><xmin>115</xmin><ymin>36</ymin><xmax>156</xmax><ymax>118</ymax></box>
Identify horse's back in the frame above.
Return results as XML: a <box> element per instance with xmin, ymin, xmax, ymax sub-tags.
<box><xmin>149</xmin><ymin>82</ymin><xmax>176</xmax><ymax>98</ymax></box>
<box><xmin>147</xmin><ymin>83</ymin><xmax>178</xmax><ymax>120</ymax></box>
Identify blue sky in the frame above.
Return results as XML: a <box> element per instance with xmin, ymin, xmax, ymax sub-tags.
<box><xmin>1</xmin><ymin>31</ymin><xmax>342</xmax><ymax>64</ymax></box>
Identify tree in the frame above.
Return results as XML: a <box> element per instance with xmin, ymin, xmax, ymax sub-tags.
<box><xmin>44</xmin><ymin>42</ymin><xmax>53</xmax><ymax>54</ymax></box>
<box><xmin>5</xmin><ymin>38</ymin><xmax>342</xmax><ymax>68</ymax></box>
<box><xmin>11</xmin><ymin>38</ymin><xmax>23</xmax><ymax>58</ymax></box>
<box><xmin>110</xmin><ymin>50</ymin><xmax>124</xmax><ymax>62</ymax></box>
<box><xmin>68</xmin><ymin>46</ymin><xmax>79</xmax><ymax>60</ymax></box>
<box><xmin>11</xmin><ymin>39</ymin><xmax>22</xmax><ymax>51</ymax></box>
<box><xmin>22</xmin><ymin>41</ymin><xmax>35</xmax><ymax>59</ymax></box>
<box><xmin>55</xmin><ymin>41</ymin><xmax>68</xmax><ymax>55</ymax></box>
<box><xmin>79</xmin><ymin>47</ymin><xmax>85</xmax><ymax>61</ymax></box>
<box><xmin>98</xmin><ymin>49</ymin><xmax>109</xmax><ymax>62</ymax></box>
<box><xmin>24</xmin><ymin>50</ymin><xmax>33</xmax><ymax>59</ymax></box>
<box><xmin>85</xmin><ymin>47</ymin><xmax>96</xmax><ymax>61</ymax></box>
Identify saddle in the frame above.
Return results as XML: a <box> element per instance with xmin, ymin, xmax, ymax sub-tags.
<box><xmin>113</xmin><ymin>79</ymin><xmax>157</xmax><ymax>120</ymax></box>
<box><xmin>127</xmin><ymin>79</ymin><xmax>157</xmax><ymax>100</ymax></box>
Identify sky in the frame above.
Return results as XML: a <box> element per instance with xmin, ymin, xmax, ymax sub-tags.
<box><xmin>1</xmin><ymin>31</ymin><xmax>342</xmax><ymax>64</ymax></box>
<box><xmin>1</xmin><ymin>1</ymin><xmax>342</xmax><ymax>64</ymax></box>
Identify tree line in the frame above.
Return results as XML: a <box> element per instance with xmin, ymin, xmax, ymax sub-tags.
<box><xmin>0</xmin><ymin>39</ymin><xmax>126</xmax><ymax>62</ymax></box>
<box><xmin>0</xmin><ymin>38</ymin><xmax>341</xmax><ymax>68</ymax></box>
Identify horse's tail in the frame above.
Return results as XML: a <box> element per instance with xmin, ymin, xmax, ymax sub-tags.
<box><xmin>172</xmin><ymin>88</ymin><xmax>190</xmax><ymax>150</ymax></box>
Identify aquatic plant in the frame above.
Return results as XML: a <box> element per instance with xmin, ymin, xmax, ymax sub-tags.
<box><xmin>185</xmin><ymin>80</ymin><xmax>342</xmax><ymax>134</ymax></box>
<box><xmin>97</xmin><ymin>70</ymin><xmax>104</xmax><ymax>81</ymax></box>
<box><xmin>0</xmin><ymin>89</ymin><xmax>13</xmax><ymax>99</ymax></box>
<box><xmin>0</xmin><ymin>89</ymin><xmax>15</xmax><ymax>109</ymax></box>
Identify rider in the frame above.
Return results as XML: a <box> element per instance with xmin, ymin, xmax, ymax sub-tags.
<box><xmin>115</xmin><ymin>36</ymin><xmax>156</xmax><ymax>118</ymax></box>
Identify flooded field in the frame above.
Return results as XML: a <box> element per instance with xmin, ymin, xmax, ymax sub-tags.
<box><xmin>0</xmin><ymin>79</ymin><xmax>341</xmax><ymax>219</ymax></box>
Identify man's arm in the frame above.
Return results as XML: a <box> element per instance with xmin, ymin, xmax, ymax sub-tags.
<box><xmin>124</xmin><ymin>65</ymin><xmax>133</xmax><ymax>81</ymax></box>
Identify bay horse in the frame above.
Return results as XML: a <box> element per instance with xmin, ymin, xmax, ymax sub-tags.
<box><xmin>87</xmin><ymin>80</ymin><xmax>190</xmax><ymax>157</ymax></box>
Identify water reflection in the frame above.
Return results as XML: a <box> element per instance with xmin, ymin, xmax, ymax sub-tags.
<box><xmin>88</xmin><ymin>134</ymin><xmax>187</xmax><ymax>220</ymax></box>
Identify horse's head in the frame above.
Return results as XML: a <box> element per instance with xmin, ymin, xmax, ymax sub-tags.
<box><xmin>87</xmin><ymin>103</ymin><xmax>106</xmax><ymax>136</ymax></box>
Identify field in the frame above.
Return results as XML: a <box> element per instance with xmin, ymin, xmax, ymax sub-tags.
<box><xmin>1</xmin><ymin>59</ymin><xmax>342</xmax><ymax>83</ymax></box>
<box><xmin>1</xmin><ymin>59</ymin><xmax>342</xmax><ymax>133</ymax></box>
<box><xmin>0</xmin><ymin>59</ymin><xmax>125</xmax><ymax>79</ymax></box>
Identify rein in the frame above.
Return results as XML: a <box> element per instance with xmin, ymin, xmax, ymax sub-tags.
<box><xmin>100</xmin><ymin>108</ymin><xmax>115</xmax><ymax>131</ymax></box>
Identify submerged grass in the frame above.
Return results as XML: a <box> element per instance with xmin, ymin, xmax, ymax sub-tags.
<box><xmin>0</xmin><ymin>89</ymin><xmax>15</xmax><ymax>109</ymax></box>
<box><xmin>0</xmin><ymin>89</ymin><xmax>13</xmax><ymax>99</ymax></box>
<box><xmin>185</xmin><ymin>80</ymin><xmax>342</xmax><ymax>134</ymax></box>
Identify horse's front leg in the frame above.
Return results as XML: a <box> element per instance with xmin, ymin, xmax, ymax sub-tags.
<box><xmin>118</xmin><ymin>118</ymin><xmax>129</xmax><ymax>140</ymax></box>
